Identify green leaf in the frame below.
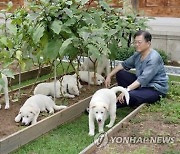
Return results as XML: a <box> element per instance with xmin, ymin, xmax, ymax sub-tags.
<box><xmin>99</xmin><ymin>1</ymin><xmax>111</xmax><ymax>12</ymax></box>
<box><xmin>65</xmin><ymin>18</ymin><xmax>76</xmax><ymax>26</ymax></box>
<box><xmin>1</xmin><ymin>69</ymin><xmax>14</xmax><ymax>79</ymax></box>
<box><xmin>43</xmin><ymin>39</ymin><xmax>62</xmax><ymax>60</ymax></box>
<box><xmin>87</xmin><ymin>44</ymin><xmax>99</xmax><ymax>57</ymax></box>
<box><xmin>16</xmin><ymin>50</ymin><xmax>22</xmax><ymax>61</ymax></box>
<box><xmin>107</xmin><ymin>29</ymin><xmax>118</xmax><ymax>37</ymax></box>
<box><xmin>92</xmin><ymin>13</ymin><xmax>102</xmax><ymax>28</ymax></box>
<box><xmin>59</xmin><ymin>38</ymin><xmax>73</xmax><ymax>57</ymax></box>
<box><xmin>33</xmin><ymin>24</ymin><xmax>45</xmax><ymax>43</ymax></box>
<box><xmin>63</xmin><ymin>8</ymin><xmax>73</xmax><ymax>18</ymax></box>
<box><xmin>80</xmin><ymin>31</ymin><xmax>90</xmax><ymax>40</ymax></box>
<box><xmin>7</xmin><ymin>24</ymin><xmax>17</xmax><ymax>35</ymax></box>
<box><xmin>51</xmin><ymin>20</ymin><xmax>62</xmax><ymax>34</ymax></box>
<box><xmin>0</xmin><ymin>37</ymin><xmax>8</xmax><ymax>46</ymax></box>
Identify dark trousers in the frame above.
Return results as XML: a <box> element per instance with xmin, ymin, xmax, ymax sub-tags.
<box><xmin>116</xmin><ymin>70</ymin><xmax>164</xmax><ymax>108</ymax></box>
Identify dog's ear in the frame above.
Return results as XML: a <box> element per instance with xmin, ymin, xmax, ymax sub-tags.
<box><xmin>103</xmin><ymin>105</ymin><xmax>109</xmax><ymax>111</ymax></box>
<box><xmin>30</xmin><ymin>111</ymin><xmax>36</xmax><ymax>115</ymax></box>
<box><xmin>90</xmin><ymin>105</ymin><xmax>96</xmax><ymax>109</ymax></box>
<box><xmin>29</xmin><ymin>106</ymin><xmax>39</xmax><ymax>115</ymax></box>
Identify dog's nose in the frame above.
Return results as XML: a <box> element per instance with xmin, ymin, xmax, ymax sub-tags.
<box><xmin>98</xmin><ymin>119</ymin><xmax>102</xmax><ymax>123</ymax></box>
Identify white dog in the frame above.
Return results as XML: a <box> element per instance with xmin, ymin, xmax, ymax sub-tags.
<box><xmin>0</xmin><ymin>74</ymin><xmax>10</xmax><ymax>109</ymax></box>
<box><xmin>88</xmin><ymin>86</ymin><xmax>129</xmax><ymax>136</ymax></box>
<box><xmin>34</xmin><ymin>75</ymin><xmax>82</xmax><ymax>98</ymax></box>
<box><xmin>15</xmin><ymin>94</ymin><xmax>67</xmax><ymax>125</ymax></box>
<box><xmin>80</xmin><ymin>55</ymin><xmax>110</xmax><ymax>76</ymax></box>
<box><xmin>75</xmin><ymin>71</ymin><xmax>105</xmax><ymax>85</ymax></box>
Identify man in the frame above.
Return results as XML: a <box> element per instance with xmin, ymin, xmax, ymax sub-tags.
<box><xmin>105</xmin><ymin>30</ymin><xmax>168</xmax><ymax>107</ymax></box>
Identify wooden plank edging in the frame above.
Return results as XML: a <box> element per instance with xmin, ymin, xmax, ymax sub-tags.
<box><xmin>0</xmin><ymin>95</ymin><xmax>92</xmax><ymax>154</ymax></box>
<box><xmin>9</xmin><ymin>65</ymin><xmax>51</xmax><ymax>85</ymax></box>
<box><xmin>79</xmin><ymin>103</ymin><xmax>146</xmax><ymax>154</ymax></box>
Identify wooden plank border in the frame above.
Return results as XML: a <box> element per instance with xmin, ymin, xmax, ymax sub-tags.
<box><xmin>80</xmin><ymin>103</ymin><xmax>146</xmax><ymax>154</ymax></box>
<box><xmin>9</xmin><ymin>65</ymin><xmax>51</xmax><ymax>85</ymax></box>
<box><xmin>0</xmin><ymin>95</ymin><xmax>92</xmax><ymax>154</ymax></box>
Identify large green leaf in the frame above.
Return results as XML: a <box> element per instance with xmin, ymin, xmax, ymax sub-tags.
<box><xmin>43</xmin><ymin>39</ymin><xmax>62</xmax><ymax>60</ymax></box>
<box><xmin>50</xmin><ymin>20</ymin><xmax>62</xmax><ymax>34</ymax></box>
<box><xmin>33</xmin><ymin>24</ymin><xmax>45</xmax><ymax>43</ymax></box>
<box><xmin>1</xmin><ymin>69</ymin><xmax>14</xmax><ymax>79</ymax></box>
<box><xmin>59</xmin><ymin>38</ymin><xmax>73</xmax><ymax>57</ymax></box>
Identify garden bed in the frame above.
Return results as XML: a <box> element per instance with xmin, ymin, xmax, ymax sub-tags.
<box><xmin>0</xmin><ymin>70</ymin><xmax>122</xmax><ymax>153</ymax></box>
<box><xmin>94</xmin><ymin>107</ymin><xmax>180</xmax><ymax>154</ymax></box>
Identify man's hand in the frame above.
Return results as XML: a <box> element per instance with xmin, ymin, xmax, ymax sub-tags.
<box><xmin>105</xmin><ymin>75</ymin><xmax>111</xmax><ymax>87</ymax></box>
<box><xmin>117</xmin><ymin>93</ymin><xmax>125</xmax><ymax>104</ymax></box>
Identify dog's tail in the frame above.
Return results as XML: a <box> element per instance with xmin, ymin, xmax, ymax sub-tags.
<box><xmin>111</xmin><ymin>86</ymin><xmax>129</xmax><ymax>105</ymax></box>
<box><xmin>53</xmin><ymin>105</ymin><xmax>67</xmax><ymax>111</ymax></box>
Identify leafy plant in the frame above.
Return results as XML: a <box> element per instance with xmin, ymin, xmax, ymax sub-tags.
<box><xmin>113</xmin><ymin>46</ymin><xmax>135</xmax><ymax>61</ymax></box>
<box><xmin>0</xmin><ymin>0</ymin><xmax>149</xmax><ymax>75</ymax></box>
<box><xmin>155</xmin><ymin>48</ymin><xmax>169</xmax><ymax>64</ymax></box>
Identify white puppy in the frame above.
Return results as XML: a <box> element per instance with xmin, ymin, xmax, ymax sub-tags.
<box><xmin>0</xmin><ymin>74</ymin><xmax>10</xmax><ymax>109</ymax></box>
<box><xmin>15</xmin><ymin>94</ymin><xmax>67</xmax><ymax>125</ymax></box>
<box><xmin>76</xmin><ymin>71</ymin><xmax>105</xmax><ymax>85</ymax></box>
<box><xmin>60</xmin><ymin>75</ymin><xmax>82</xmax><ymax>98</ymax></box>
<box><xmin>34</xmin><ymin>75</ymin><xmax>82</xmax><ymax>98</ymax></box>
<box><xmin>80</xmin><ymin>55</ymin><xmax>110</xmax><ymax>76</ymax></box>
<box><xmin>34</xmin><ymin>80</ymin><xmax>61</xmax><ymax>98</ymax></box>
<box><xmin>88</xmin><ymin>86</ymin><xmax>129</xmax><ymax>136</ymax></box>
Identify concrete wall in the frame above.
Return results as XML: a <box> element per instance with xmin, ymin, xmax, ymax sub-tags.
<box><xmin>147</xmin><ymin>17</ymin><xmax>180</xmax><ymax>63</ymax></box>
<box><xmin>150</xmin><ymin>31</ymin><xmax>180</xmax><ymax>62</ymax></box>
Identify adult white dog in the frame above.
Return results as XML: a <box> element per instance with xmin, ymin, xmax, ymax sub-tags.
<box><xmin>80</xmin><ymin>55</ymin><xmax>110</xmax><ymax>76</ymax></box>
<box><xmin>15</xmin><ymin>94</ymin><xmax>67</xmax><ymax>125</ymax></box>
<box><xmin>88</xmin><ymin>86</ymin><xmax>129</xmax><ymax>136</ymax></box>
<box><xmin>0</xmin><ymin>74</ymin><xmax>10</xmax><ymax>109</ymax></box>
<box><xmin>34</xmin><ymin>75</ymin><xmax>82</xmax><ymax>98</ymax></box>
<box><xmin>75</xmin><ymin>71</ymin><xmax>105</xmax><ymax>85</ymax></box>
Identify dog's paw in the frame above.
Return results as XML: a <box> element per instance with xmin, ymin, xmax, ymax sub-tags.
<box><xmin>99</xmin><ymin>130</ymin><xmax>104</xmax><ymax>133</ymax></box>
<box><xmin>49</xmin><ymin>110</ymin><xmax>54</xmax><ymax>114</ymax></box>
<box><xmin>5</xmin><ymin>104</ymin><xmax>9</xmax><ymax>110</ymax></box>
<box><xmin>106</xmin><ymin>124</ymin><xmax>113</xmax><ymax>128</ymax></box>
<box><xmin>88</xmin><ymin>132</ymin><xmax>94</xmax><ymax>136</ymax></box>
<box><xmin>15</xmin><ymin>117</ymin><xmax>20</xmax><ymax>123</ymax></box>
<box><xmin>69</xmin><ymin>95</ymin><xmax>75</xmax><ymax>98</ymax></box>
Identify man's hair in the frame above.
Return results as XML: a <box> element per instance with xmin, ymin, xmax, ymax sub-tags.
<box><xmin>134</xmin><ymin>30</ymin><xmax>152</xmax><ymax>42</ymax></box>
